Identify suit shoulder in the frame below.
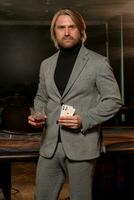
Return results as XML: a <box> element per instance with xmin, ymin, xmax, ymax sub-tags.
<box><xmin>86</xmin><ymin>48</ymin><xmax>106</xmax><ymax>61</ymax></box>
<box><xmin>41</xmin><ymin>51</ymin><xmax>59</xmax><ymax>66</ymax></box>
<box><xmin>83</xmin><ymin>46</ymin><xmax>111</xmax><ymax>71</ymax></box>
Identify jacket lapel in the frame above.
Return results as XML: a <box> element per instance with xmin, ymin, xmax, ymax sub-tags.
<box><xmin>48</xmin><ymin>52</ymin><xmax>62</xmax><ymax>99</ymax></box>
<box><xmin>62</xmin><ymin>45</ymin><xmax>89</xmax><ymax>98</ymax></box>
<box><xmin>49</xmin><ymin>46</ymin><xmax>89</xmax><ymax>101</ymax></box>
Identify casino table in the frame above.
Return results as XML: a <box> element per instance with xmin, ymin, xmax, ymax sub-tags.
<box><xmin>0</xmin><ymin>127</ymin><xmax>134</xmax><ymax>200</ymax></box>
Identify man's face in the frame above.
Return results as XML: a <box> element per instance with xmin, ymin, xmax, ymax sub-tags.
<box><xmin>54</xmin><ymin>15</ymin><xmax>81</xmax><ymax>48</ymax></box>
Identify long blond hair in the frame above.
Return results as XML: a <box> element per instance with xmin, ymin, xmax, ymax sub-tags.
<box><xmin>50</xmin><ymin>8</ymin><xmax>87</xmax><ymax>49</ymax></box>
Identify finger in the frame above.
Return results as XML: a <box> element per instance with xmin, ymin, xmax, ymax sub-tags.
<box><xmin>60</xmin><ymin>121</ymin><xmax>79</xmax><ymax>128</ymax></box>
<box><xmin>28</xmin><ymin>115</ymin><xmax>35</xmax><ymax>121</ymax></box>
<box><xmin>28</xmin><ymin>118</ymin><xmax>44</xmax><ymax>128</ymax></box>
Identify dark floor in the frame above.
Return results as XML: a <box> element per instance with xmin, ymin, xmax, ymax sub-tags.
<box><xmin>11</xmin><ymin>162</ymin><xmax>69</xmax><ymax>200</ymax></box>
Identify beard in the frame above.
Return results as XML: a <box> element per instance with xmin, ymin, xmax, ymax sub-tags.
<box><xmin>57</xmin><ymin>36</ymin><xmax>81</xmax><ymax>48</ymax></box>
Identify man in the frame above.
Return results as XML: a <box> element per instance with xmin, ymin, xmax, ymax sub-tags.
<box><xmin>28</xmin><ymin>8</ymin><xmax>122</xmax><ymax>200</ymax></box>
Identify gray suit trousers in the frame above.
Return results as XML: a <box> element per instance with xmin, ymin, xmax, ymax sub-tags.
<box><xmin>35</xmin><ymin>143</ymin><xmax>96</xmax><ymax>200</ymax></box>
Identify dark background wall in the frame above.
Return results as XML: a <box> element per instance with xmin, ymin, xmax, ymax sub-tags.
<box><xmin>0</xmin><ymin>0</ymin><xmax>134</xmax><ymax>128</ymax></box>
<box><xmin>0</xmin><ymin>0</ymin><xmax>133</xmax><ymax>22</ymax></box>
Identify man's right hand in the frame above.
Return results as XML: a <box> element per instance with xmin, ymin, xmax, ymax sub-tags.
<box><xmin>28</xmin><ymin>115</ymin><xmax>46</xmax><ymax>128</ymax></box>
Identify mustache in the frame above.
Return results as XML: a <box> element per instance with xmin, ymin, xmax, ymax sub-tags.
<box><xmin>62</xmin><ymin>36</ymin><xmax>74</xmax><ymax>40</ymax></box>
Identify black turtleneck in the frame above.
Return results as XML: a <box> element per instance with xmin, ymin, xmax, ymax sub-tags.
<box><xmin>54</xmin><ymin>43</ymin><xmax>81</xmax><ymax>96</ymax></box>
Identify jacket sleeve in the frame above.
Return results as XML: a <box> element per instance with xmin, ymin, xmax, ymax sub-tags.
<box><xmin>34</xmin><ymin>61</ymin><xmax>48</xmax><ymax>112</ymax></box>
<box><xmin>80</xmin><ymin>58</ymin><xmax>123</xmax><ymax>134</ymax></box>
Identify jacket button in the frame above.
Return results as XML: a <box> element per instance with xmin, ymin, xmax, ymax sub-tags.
<box><xmin>80</xmin><ymin>130</ymin><xmax>85</xmax><ymax>135</ymax></box>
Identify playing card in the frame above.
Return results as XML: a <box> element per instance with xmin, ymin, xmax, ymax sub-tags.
<box><xmin>60</xmin><ymin>104</ymin><xmax>75</xmax><ymax>116</ymax></box>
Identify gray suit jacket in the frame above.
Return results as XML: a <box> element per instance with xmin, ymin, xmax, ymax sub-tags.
<box><xmin>34</xmin><ymin>45</ymin><xmax>122</xmax><ymax>160</ymax></box>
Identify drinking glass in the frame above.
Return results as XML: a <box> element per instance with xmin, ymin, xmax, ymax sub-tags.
<box><xmin>30</xmin><ymin>107</ymin><xmax>46</xmax><ymax>123</ymax></box>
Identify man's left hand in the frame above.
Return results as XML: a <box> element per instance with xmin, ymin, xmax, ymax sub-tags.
<box><xmin>58</xmin><ymin>114</ymin><xmax>82</xmax><ymax>129</ymax></box>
